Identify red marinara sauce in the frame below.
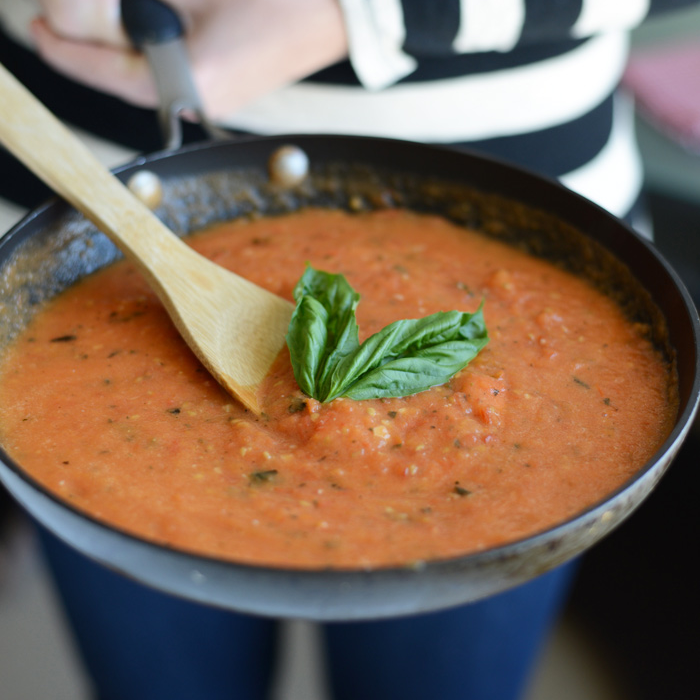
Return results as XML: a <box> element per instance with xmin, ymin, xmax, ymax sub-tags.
<box><xmin>0</xmin><ymin>208</ymin><xmax>677</xmax><ymax>569</ymax></box>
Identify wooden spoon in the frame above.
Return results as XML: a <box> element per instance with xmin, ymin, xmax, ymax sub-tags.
<box><xmin>0</xmin><ymin>63</ymin><xmax>293</xmax><ymax>414</ymax></box>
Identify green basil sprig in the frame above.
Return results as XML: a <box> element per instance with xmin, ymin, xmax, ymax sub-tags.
<box><xmin>286</xmin><ymin>265</ymin><xmax>489</xmax><ymax>402</ymax></box>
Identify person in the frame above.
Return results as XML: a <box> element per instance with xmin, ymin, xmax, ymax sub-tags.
<box><xmin>1</xmin><ymin>2</ymin><xmax>698</xmax><ymax>699</ymax></box>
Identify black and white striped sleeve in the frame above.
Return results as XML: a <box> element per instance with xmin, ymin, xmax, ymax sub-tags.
<box><xmin>338</xmin><ymin>0</ymin><xmax>700</xmax><ymax>88</ymax></box>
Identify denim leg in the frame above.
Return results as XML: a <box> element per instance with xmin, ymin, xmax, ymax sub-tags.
<box><xmin>322</xmin><ymin>561</ymin><xmax>578</xmax><ymax>700</ymax></box>
<box><xmin>36</xmin><ymin>524</ymin><xmax>279</xmax><ymax>700</ymax></box>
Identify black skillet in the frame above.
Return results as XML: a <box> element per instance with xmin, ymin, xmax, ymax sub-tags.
<box><xmin>0</xmin><ymin>131</ymin><xmax>698</xmax><ymax>620</ymax></box>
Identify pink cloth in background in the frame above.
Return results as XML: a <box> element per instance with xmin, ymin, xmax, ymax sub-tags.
<box><xmin>623</xmin><ymin>41</ymin><xmax>700</xmax><ymax>152</ymax></box>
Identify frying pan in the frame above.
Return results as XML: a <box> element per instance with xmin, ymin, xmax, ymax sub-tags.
<box><xmin>0</xmin><ymin>134</ymin><xmax>698</xmax><ymax>621</ymax></box>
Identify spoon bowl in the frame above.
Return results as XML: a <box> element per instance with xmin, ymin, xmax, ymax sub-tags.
<box><xmin>0</xmin><ymin>63</ymin><xmax>293</xmax><ymax>413</ymax></box>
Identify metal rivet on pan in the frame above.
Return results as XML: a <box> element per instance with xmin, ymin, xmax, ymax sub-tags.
<box><xmin>127</xmin><ymin>170</ymin><xmax>163</xmax><ymax>209</ymax></box>
<box><xmin>268</xmin><ymin>145</ymin><xmax>309</xmax><ymax>188</ymax></box>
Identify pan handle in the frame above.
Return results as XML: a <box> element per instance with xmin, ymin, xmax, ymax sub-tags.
<box><xmin>120</xmin><ymin>0</ymin><xmax>231</xmax><ymax>149</ymax></box>
<box><xmin>121</xmin><ymin>0</ymin><xmax>183</xmax><ymax>46</ymax></box>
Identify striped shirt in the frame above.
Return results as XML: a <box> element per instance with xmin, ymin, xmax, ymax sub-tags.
<box><xmin>0</xmin><ymin>0</ymin><xmax>698</xmax><ymax>224</ymax></box>
<box><xmin>222</xmin><ymin>0</ymin><xmax>700</xmax><ymax>218</ymax></box>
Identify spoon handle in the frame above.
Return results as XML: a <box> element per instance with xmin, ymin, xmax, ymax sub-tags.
<box><xmin>0</xmin><ymin>63</ymin><xmax>193</xmax><ymax>277</ymax></box>
<box><xmin>0</xmin><ymin>60</ymin><xmax>260</xmax><ymax>320</ymax></box>
<box><xmin>0</xmin><ymin>63</ymin><xmax>293</xmax><ymax>414</ymax></box>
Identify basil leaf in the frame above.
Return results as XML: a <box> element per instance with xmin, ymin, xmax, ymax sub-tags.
<box><xmin>325</xmin><ymin>308</ymin><xmax>488</xmax><ymax>401</ymax></box>
<box><xmin>286</xmin><ymin>295</ymin><xmax>329</xmax><ymax>397</ymax></box>
<box><xmin>286</xmin><ymin>266</ymin><xmax>360</xmax><ymax>398</ymax></box>
<box><xmin>342</xmin><ymin>336</ymin><xmax>489</xmax><ymax>400</ymax></box>
<box><xmin>286</xmin><ymin>266</ymin><xmax>489</xmax><ymax>402</ymax></box>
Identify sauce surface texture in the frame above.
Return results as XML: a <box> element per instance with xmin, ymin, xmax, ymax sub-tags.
<box><xmin>0</xmin><ymin>209</ymin><xmax>676</xmax><ymax>569</ymax></box>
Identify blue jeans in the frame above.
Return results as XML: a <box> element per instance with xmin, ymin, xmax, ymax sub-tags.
<box><xmin>37</xmin><ymin>525</ymin><xmax>576</xmax><ymax>700</ymax></box>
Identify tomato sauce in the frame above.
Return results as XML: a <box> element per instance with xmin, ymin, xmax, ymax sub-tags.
<box><xmin>0</xmin><ymin>209</ymin><xmax>677</xmax><ymax>569</ymax></box>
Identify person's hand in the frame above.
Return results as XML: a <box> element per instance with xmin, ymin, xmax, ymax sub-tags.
<box><xmin>31</xmin><ymin>0</ymin><xmax>349</xmax><ymax>120</ymax></box>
